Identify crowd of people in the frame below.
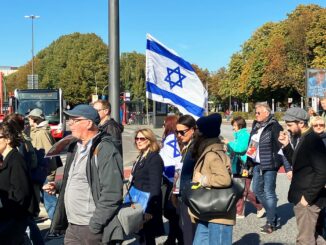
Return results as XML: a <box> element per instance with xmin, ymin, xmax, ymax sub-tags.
<box><xmin>0</xmin><ymin>98</ymin><xmax>326</xmax><ymax>245</ymax></box>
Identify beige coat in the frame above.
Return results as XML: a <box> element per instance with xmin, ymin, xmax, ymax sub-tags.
<box><xmin>189</xmin><ymin>140</ymin><xmax>236</xmax><ymax>225</ymax></box>
<box><xmin>30</xmin><ymin>121</ymin><xmax>57</xmax><ymax>181</ymax></box>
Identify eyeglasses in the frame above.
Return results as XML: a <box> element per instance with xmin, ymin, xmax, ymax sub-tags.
<box><xmin>313</xmin><ymin>124</ymin><xmax>325</xmax><ymax>128</ymax></box>
<box><xmin>68</xmin><ymin>118</ymin><xmax>88</xmax><ymax>125</ymax></box>
<box><xmin>175</xmin><ymin>128</ymin><xmax>190</xmax><ymax>136</ymax></box>
<box><xmin>255</xmin><ymin>112</ymin><xmax>261</xmax><ymax>115</ymax></box>
<box><xmin>95</xmin><ymin>108</ymin><xmax>105</xmax><ymax>112</ymax></box>
<box><xmin>135</xmin><ymin>137</ymin><xmax>147</xmax><ymax>142</ymax></box>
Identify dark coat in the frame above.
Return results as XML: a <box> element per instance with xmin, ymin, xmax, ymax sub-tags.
<box><xmin>50</xmin><ymin>133</ymin><xmax>124</xmax><ymax>243</ymax></box>
<box><xmin>283</xmin><ymin>129</ymin><xmax>326</xmax><ymax>207</ymax></box>
<box><xmin>132</xmin><ymin>151</ymin><xmax>164</xmax><ymax>237</ymax></box>
<box><xmin>0</xmin><ymin>148</ymin><xmax>34</xmax><ymax>219</ymax></box>
<box><xmin>99</xmin><ymin>118</ymin><xmax>124</xmax><ymax>155</ymax></box>
<box><xmin>248</xmin><ymin>117</ymin><xmax>283</xmax><ymax>170</ymax></box>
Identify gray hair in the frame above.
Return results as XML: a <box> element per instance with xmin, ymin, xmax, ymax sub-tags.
<box><xmin>255</xmin><ymin>102</ymin><xmax>271</xmax><ymax>113</ymax></box>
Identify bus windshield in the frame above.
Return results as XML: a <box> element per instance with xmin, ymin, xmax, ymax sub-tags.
<box><xmin>17</xmin><ymin>100</ymin><xmax>60</xmax><ymax>124</ymax></box>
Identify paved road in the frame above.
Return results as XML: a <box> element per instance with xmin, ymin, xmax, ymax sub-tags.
<box><xmin>40</xmin><ymin>122</ymin><xmax>298</xmax><ymax>244</ymax></box>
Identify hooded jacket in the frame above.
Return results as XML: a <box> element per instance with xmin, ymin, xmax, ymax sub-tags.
<box><xmin>50</xmin><ymin>132</ymin><xmax>124</xmax><ymax>243</ymax></box>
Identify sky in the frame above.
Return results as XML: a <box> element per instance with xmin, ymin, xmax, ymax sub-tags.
<box><xmin>0</xmin><ymin>0</ymin><xmax>325</xmax><ymax>73</ymax></box>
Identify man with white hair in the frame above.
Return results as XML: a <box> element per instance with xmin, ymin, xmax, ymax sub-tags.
<box><xmin>247</xmin><ymin>102</ymin><xmax>283</xmax><ymax>234</ymax></box>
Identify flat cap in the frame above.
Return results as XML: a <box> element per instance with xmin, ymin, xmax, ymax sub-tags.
<box><xmin>282</xmin><ymin>107</ymin><xmax>309</xmax><ymax>122</ymax></box>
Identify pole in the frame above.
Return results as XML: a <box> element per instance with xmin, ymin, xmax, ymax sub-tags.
<box><xmin>25</xmin><ymin>15</ymin><xmax>39</xmax><ymax>89</ymax></box>
<box><xmin>31</xmin><ymin>17</ymin><xmax>34</xmax><ymax>89</ymax></box>
<box><xmin>109</xmin><ymin>0</ymin><xmax>120</xmax><ymax>122</ymax></box>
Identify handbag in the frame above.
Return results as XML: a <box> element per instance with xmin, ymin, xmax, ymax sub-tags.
<box><xmin>184</xmin><ymin>150</ymin><xmax>245</xmax><ymax>218</ymax></box>
<box><xmin>117</xmin><ymin>156</ymin><xmax>150</xmax><ymax>236</ymax></box>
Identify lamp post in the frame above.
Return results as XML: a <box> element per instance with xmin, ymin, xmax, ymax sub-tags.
<box><xmin>24</xmin><ymin>15</ymin><xmax>40</xmax><ymax>89</ymax></box>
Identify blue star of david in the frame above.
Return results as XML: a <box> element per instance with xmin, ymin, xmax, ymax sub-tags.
<box><xmin>166</xmin><ymin>138</ymin><xmax>181</xmax><ymax>158</ymax></box>
<box><xmin>164</xmin><ymin>66</ymin><xmax>186</xmax><ymax>89</ymax></box>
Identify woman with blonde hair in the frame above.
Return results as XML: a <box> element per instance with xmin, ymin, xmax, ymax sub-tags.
<box><xmin>130</xmin><ymin>128</ymin><xmax>164</xmax><ymax>245</ymax></box>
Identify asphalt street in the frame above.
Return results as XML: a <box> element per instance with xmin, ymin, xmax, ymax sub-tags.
<box><xmin>39</xmin><ymin>122</ymin><xmax>298</xmax><ymax>244</ymax></box>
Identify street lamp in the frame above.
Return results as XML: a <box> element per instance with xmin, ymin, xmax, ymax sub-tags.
<box><xmin>24</xmin><ymin>15</ymin><xmax>40</xmax><ymax>89</ymax></box>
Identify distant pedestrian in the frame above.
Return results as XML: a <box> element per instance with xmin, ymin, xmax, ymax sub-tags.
<box><xmin>222</xmin><ymin>116</ymin><xmax>264</xmax><ymax>219</ymax></box>
<box><xmin>190</xmin><ymin>113</ymin><xmax>234</xmax><ymax>245</ymax></box>
<box><xmin>247</xmin><ymin>102</ymin><xmax>283</xmax><ymax>234</ymax></box>
<box><xmin>321</xmin><ymin>98</ymin><xmax>326</xmax><ymax>122</ymax></box>
<box><xmin>28</xmin><ymin>108</ymin><xmax>61</xmax><ymax>223</ymax></box>
<box><xmin>279</xmin><ymin>107</ymin><xmax>326</xmax><ymax>245</ymax></box>
<box><xmin>93</xmin><ymin>100</ymin><xmax>124</xmax><ymax>155</ymax></box>
<box><xmin>43</xmin><ymin>104</ymin><xmax>124</xmax><ymax>244</ymax></box>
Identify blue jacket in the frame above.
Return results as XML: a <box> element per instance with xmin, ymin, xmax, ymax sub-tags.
<box><xmin>227</xmin><ymin>128</ymin><xmax>250</xmax><ymax>174</ymax></box>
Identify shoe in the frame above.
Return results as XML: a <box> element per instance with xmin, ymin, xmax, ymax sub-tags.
<box><xmin>260</xmin><ymin>223</ymin><xmax>275</xmax><ymax>234</ymax></box>
<box><xmin>257</xmin><ymin>208</ymin><xmax>266</xmax><ymax>218</ymax></box>
<box><xmin>236</xmin><ymin>214</ymin><xmax>245</xmax><ymax>219</ymax></box>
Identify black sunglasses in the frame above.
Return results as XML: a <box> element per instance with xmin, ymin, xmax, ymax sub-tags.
<box><xmin>135</xmin><ymin>137</ymin><xmax>147</xmax><ymax>142</ymax></box>
<box><xmin>175</xmin><ymin>128</ymin><xmax>190</xmax><ymax>136</ymax></box>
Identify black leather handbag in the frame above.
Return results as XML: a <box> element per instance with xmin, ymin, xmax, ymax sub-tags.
<box><xmin>184</xmin><ymin>150</ymin><xmax>245</xmax><ymax>218</ymax></box>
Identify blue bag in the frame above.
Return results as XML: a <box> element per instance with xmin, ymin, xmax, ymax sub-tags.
<box><xmin>124</xmin><ymin>186</ymin><xmax>150</xmax><ymax>212</ymax></box>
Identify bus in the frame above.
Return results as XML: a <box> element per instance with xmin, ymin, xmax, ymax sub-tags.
<box><xmin>14</xmin><ymin>88</ymin><xmax>66</xmax><ymax>140</ymax></box>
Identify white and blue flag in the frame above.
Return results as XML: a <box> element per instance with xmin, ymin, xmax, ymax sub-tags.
<box><xmin>146</xmin><ymin>34</ymin><xmax>207</xmax><ymax>119</ymax></box>
<box><xmin>159</xmin><ymin>133</ymin><xmax>182</xmax><ymax>182</ymax></box>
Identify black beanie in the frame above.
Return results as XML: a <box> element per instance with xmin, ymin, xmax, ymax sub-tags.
<box><xmin>196</xmin><ymin>113</ymin><xmax>222</xmax><ymax>138</ymax></box>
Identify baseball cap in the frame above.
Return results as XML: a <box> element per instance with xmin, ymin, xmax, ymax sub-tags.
<box><xmin>28</xmin><ymin>108</ymin><xmax>45</xmax><ymax>119</ymax></box>
<box><xmin>64</xmin><ymin>104</ymin><xmax>100</xmax><ymax>125</ymax></box>
<box><xmin>282</xmin><ymin>107</ymin><xmax>309</xmax><ymax>122</ymax></box>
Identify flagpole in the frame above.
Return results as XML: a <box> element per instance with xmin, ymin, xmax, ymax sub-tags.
<box><xmin>146</xmin><ymin>97</ymin><xmax>149</xmax><ymax>125</ymax></box>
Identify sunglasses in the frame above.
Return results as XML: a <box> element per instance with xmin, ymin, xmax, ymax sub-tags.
<box><xmin>175</xmin><ymin>128</ymin><xmax>190</xmax><ymax>136</ymax></box>
<box><xmin>135</xmin><ymin>137</ymin><xmax>147</xmax><ymax>142</ymax></box>
<box><xmin>313</xmin><ymin>124</ymin><xmax>325</xmax><ymax>128</ymax></box>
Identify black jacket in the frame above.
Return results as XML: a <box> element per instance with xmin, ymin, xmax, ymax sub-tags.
<box><xmin>0</xmin><ymin>149</ymin><xmax>35</xmax><ymax>219</ymax></box>
<box><xmin>248</xmin><ymin>117</ymin><xmax>283</xmax><ymax>170</ymax></box>
<box><xmin>50</xmin><ymin>133</ymin><xmax>124</xmax><ymax>243</ymax></box>
<box><xmin>131</xmin><ymin>151</ymin><xmax>164</xmax><ymax>236</ymax></box>
<box><xmin>283</xmin><ymin>129</ymin><xmax>326</xmax><ymax>207</ymax></box>
<box><xmin>99</xmin><ymin>118</ymin><xmax>124</xmax><ymax>155</ymax></box>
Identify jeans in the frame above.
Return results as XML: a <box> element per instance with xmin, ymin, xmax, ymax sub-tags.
<box><xmin>252</xmin><ymin>165</ymin><xmax>277</xmax><ymax>225</ymax></box>
<box><xmin>193</xmin><ymin>221</ymin><xmax>232</xmax><ymax>245</ymax></box>
<box><xmin>43</xmin><ymin>179</ymin><xmax>58</xmax><ymax>220</ymax></box>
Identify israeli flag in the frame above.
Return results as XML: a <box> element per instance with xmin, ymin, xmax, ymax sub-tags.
<box><xmin>146</xmin><ymin>34</ymin><xmax>207</xmax><ymax>119</ymax></box>
<box><xmin>159</xmin><ymin>133</ymin><xmax>182</xmax><ymax>182</ymax></box>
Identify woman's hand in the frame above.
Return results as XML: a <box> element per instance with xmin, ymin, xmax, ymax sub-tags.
<box><xmin>43</xmin><ymin>181</ymin><xmax>56</xmax><ymax>195</ymax></box>
<box><xmin>144</xmin><ymin>213</ymin><xmax>153</xmax><ymax>222</ymax></box>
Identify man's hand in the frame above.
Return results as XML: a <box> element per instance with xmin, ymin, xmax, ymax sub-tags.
<box><xmin>43</xmin><ymin>181</ymin><xmax>57</xmax><ymax>195</ymax></box>
<box><xmin>286</xmin><ymin>171</ymin><xmax>293</xmax><ymax>180</ymax></box>
<box><xmin>278</xmin><ymin>131</ymin><xmax>290</xmax><ymax>147</ymax></box>
<box><xmin>300</xmin><ymin>196</ymin><xmax>308</xmax><ymax>207</ymax></box>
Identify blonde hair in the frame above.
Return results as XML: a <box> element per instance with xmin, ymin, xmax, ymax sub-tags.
<box><xmin>134</xmin><ymin>128</ymin><xmax>160</xmax><ymax>153</ymax></box>
<box><xmin>310</xmin><ymin>116</ymin><xmax>325</xmax><ymax>126</ymax></box>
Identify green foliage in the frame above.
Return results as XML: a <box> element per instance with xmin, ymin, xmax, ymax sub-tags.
<box><xmin>5</xmin><ymin>4</ymin><xmax>325</xmax><ymax>108</ymax></box>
